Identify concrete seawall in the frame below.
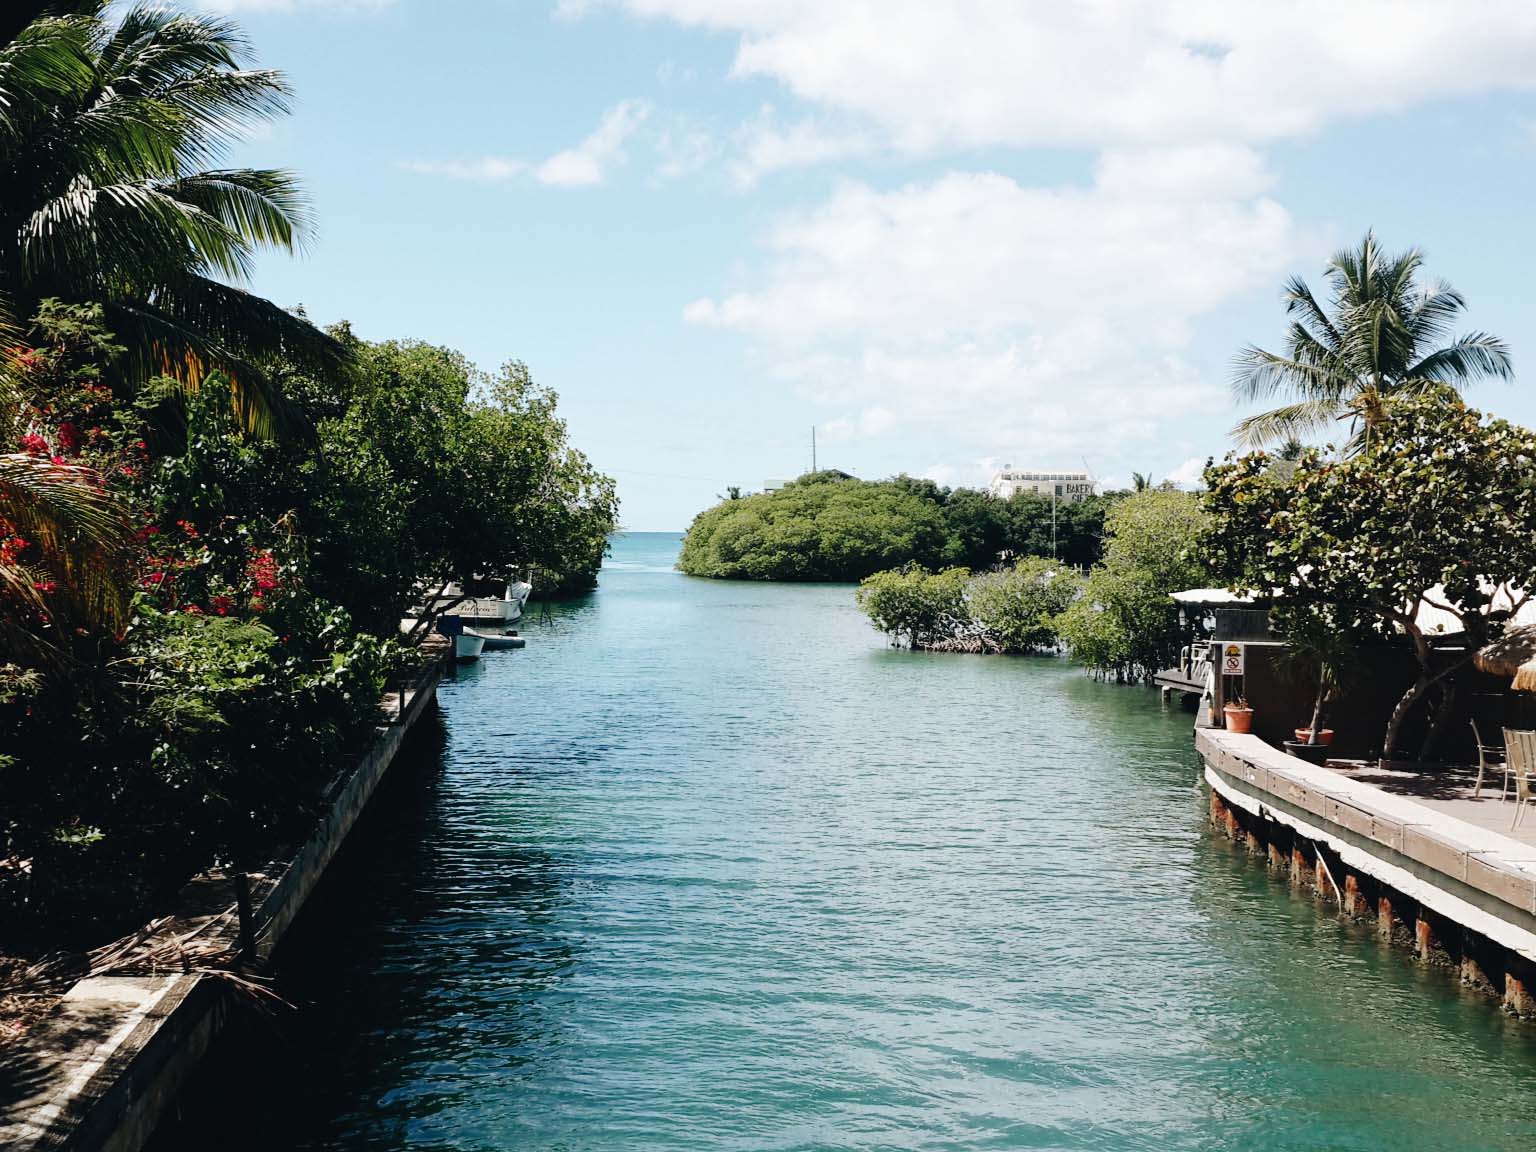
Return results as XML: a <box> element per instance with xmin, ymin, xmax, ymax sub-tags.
<box><xmin>1199</xmin><ymin>727</ymin><xmax>1536</xmax><ymax>1013</ymax></box>
<box><xmin>0</xmin><ymin>642</ymin><xmax>448</xmax><ymax>1152</ymax></box>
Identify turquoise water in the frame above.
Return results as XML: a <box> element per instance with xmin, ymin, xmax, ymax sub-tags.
<box><xmin>153</xmin><ymin>532</ymin><xmax>1536</xmax><ymax>1150</ymax></box>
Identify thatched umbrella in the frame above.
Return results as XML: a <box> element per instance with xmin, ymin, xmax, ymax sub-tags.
<box><xmin>1476</xmin><ymin>625</ymin><xmax>1536</xmax><ymax>691</ymax></box>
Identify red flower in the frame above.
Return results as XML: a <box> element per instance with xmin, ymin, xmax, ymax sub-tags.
<box><xmin>18</xmin><ymin>433</ymin><xmax>47</xmax><ymax>456</ymax></box>
<box><xmin>210</xmin><ymin>595</ymin><xmax>234</xmax><ymax>616</ymax></box>
<box><xmin>245</xmin><ymin>549</ymin><xmax>280</xmax><ymax>594</ymax></box>
<box><xmin>32</xmin><ymin>580</ymin><xmax>57</xmax><ymax>594</ymax></box>
<box><xmin>55</xmin><ymin>422</ymin><xmax>80</xmax><ymax>455</ymax></box>
<box><xmin>176</xmin><ymin>519</ymin><xmax>199</xmax><ymax>538</ymax></box>
<box><xmin>182</xmin><ymin>603</ymin><xmax>204</xmax><ymax>615</ymax></box>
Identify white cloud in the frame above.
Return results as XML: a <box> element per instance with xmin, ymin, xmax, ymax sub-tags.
<box><xmin>399</xmin><ymin>99</ymin><xmax>653</xmax><ymax>188</ymax></box>
<box><xmin>920</xmin><ymin>463</ymin><xmax>958</xmax><ymax>486</ymax></box>
<box><xmin>653</xmin><ymin>123</ymin><xmax>718</xmax><ymax>182</ymax></box>
<box><xmin>1165</xmin><ymin>456</ymin><xmax>1209</xmax><ymax>488</ymax></box>
<box><xmin>578</xmin><ymin>1</ymin><xmax>1536</xmax><ymax>154</ymax></box>
<box><xmin>731</xmin><ymin>106</ymin><xmax>874</xmax><ymax>184</ymax></box>
<box><xmin>537</xmin><ymin>99</ymin><xmax>652</xmax><ymax>187</ymax></box>
<box><xmin>396</xmin><ymin>157</ymin><xmax>525</xmax><ymax>182</ymax></box>
<box><xmin>686</xmin><ymin>148</ymin><xmax>1298</xmax><ymax>458</ymax></box>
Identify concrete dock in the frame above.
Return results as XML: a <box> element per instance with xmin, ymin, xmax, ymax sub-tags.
<box><xmin>1199</xmin><ymin>727</ymin><xmax>1536</xmax><ymax>1012</ymax></box>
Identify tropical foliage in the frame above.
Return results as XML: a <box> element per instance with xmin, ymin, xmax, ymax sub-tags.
<box><xmin>857</xmin><ymin>558</ymin><xmax>1083</xmax><ymax>654</ymax></box>
<box><xmin>1204</xmin><ymin>395</ymin><xmax>1536</xmax><ymax>759</ymax></box>
<box><xmin>967</xmin><ymin>559</ymin><xmax>1082</xmax><ymax>653</ymax></box>
<box><xmin>855</xmin><ymin>565</ymin><xmax>971</xmax><ymax>650</ymax></box>
<box><xmin>1232</xmin><ymin>231</ymin><xmax>1511</xmax><ymax>451</ymax></box>
<box><xmin>0</xmin><ymin>2</ymin><xmax>347</xmax><ymax>435</ymax></box>
<box><xmin>1055</xmin><ymin>489</ymin><xmax>1209</xmax><ymax>682</ymax></box>
<box><xmin>681</xmin><ymin>472</ymin><xmax>1116</xmax><ymax>581</ymax></box>
<box><xmin>0</xmin><ymin>5</ymin><xmax>617</xmax><ymax>950</ymax></box>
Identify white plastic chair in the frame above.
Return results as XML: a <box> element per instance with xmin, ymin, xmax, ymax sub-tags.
<box><xmin>1502</xmin><ymin>728</ymin><xmax>1536</xmax><ymax>832</ymax></box>
<box><xmin>1471</xmin><ymin>719</ymin><xmax>1509</xmax><ymax>801</ymax></box>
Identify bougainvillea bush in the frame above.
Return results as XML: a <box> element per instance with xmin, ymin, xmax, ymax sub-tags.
<box><xmin>1</xmin><ymin>305</ymin><xmax>395</xmax><ymax>946</ymax></box>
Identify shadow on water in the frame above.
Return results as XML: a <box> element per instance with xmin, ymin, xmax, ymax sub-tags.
<box><xmin>146</xmin><ymin>706</ymin><xmax>582</xmax><ymax>1152</ymax></box>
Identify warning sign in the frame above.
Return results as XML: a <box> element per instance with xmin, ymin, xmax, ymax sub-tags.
<box><xmin>1221</xmin><ymin>642</ymin><xmax>1245</xmax><ymax>676</ymax></box>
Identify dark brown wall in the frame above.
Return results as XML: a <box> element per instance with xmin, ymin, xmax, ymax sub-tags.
<box><xmin>1215</xmin><ymin>639</ymin><xmax>1536</xmax><ymax>762</ymax></box>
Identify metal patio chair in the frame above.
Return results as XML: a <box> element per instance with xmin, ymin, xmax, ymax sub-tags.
<box><xmin>1471</xmin><ymin>718</ymin><xmax>1509</xmax><ymax>801</ymax></box>
<box><xmin>1502</xmin><ymin>729</ymin><xmax>1536</xmax><ymax>832</ymax></box>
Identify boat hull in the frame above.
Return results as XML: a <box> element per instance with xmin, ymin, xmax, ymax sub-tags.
<box><xmin>465</xmin><ymin>627</ymin><xmax>526</xmax><ymax>650</ymax></box>
<box><xmin>453</xmin><ymin>632</ymin><xmax>486</xmax><ymax>662</ymax></box>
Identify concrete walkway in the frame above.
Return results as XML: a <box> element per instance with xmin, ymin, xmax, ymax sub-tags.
<box><xmin>1322</xmin><ymin>761</ymin><xmax>1536</xmax><ymax>850</ymax></box>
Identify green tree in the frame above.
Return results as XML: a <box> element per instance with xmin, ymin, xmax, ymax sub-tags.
<box><xmin>0</xmin><ymin>3</ymin><xmax>347</xmax><ymax>436</ymax></box>
<box><xmin>855</xmin><ymin>565</ymin><xmax>970</xmax><ymax>650</ymax></box>
<box><xmin>1232</xmin><ymin>231</ymin><xmax>1511</xmax><ymax>451</ymax></box>
<box><xmin>1056</xmin><ymin>488</ymin><xmax>1208</xmax><ymax>682</ymax></box>
<box><xmin>680</xmin><ymin>474</ymin><xmax>1113</xmax><ymax>581</ymax></box>
<box><xmin>1205</xmin><ymin>395</ymin><xmax>1536</xmax><ymax>759</ymax></box>
<box><xmin>968</xmin><ymin>558</ymin><xmax>1081</xmax><ymax>653</ymax></box>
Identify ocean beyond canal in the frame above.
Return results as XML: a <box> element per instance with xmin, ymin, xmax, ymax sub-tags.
<box><xmin>152</xmin><ymin>533</ymin><xmax>1536</xmax><ymax>1151</ymax></box>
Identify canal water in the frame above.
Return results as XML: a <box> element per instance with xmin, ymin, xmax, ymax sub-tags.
<box><xmin>153</xmin><ymin>532</ymin><xmax>1536</xmax><ymax>1151</ymax></box>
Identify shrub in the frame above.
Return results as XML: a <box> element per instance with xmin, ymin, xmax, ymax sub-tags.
<box><xmin>855</xmin><ymin>565</ymin><xmax>971</xmax><ymax>649</ymax></box>
<box><xmin>968</xmin><ymin>559</ymin><xmax>1082</xmax><ymax>653</ymax></box>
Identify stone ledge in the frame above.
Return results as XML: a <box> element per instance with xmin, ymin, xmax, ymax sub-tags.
<box><xmin>1198</xmin><ymin>728</ymin><xmax>1536</xmax><ymax>921</ymax></box>
<box><xmin>0</xmin><ymin>640</ymin><xmax>448</xmax><ymax>1152</ymax></box>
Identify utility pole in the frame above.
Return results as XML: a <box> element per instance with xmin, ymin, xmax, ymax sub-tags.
<box><xmin>811</xmin><ymin>426</ymin><xmax>817</xmax><ymax>473</ymax></box>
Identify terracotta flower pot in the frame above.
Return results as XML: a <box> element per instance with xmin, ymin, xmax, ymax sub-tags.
<box><xmin>1223</xmin><ymin>705</ymin><xmax>1254</xmax><ymax>734</ymax></box>
<box><xmin>1293</xmin><ymin>728</ymin><xmax>1334</xmax><ymax>746</ymax></box>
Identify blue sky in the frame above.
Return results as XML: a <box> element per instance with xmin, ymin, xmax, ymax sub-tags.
<box><xmin>206</xmin><ymin>0</ymin><xmax>1536</xmax><ymax>529</ymax></box>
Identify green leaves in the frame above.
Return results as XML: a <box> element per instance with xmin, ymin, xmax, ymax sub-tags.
<box><xmin>0</xmin><ymin>2</ymin><xmax>339</xmax><ymax>439</ymax></box>
<box><xmin>1231</xmin><ymin>231</ymin><xmax>1511</xmax><ymax>452</ymax></box>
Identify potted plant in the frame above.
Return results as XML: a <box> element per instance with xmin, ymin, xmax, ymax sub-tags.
<box><xmin>1278</xmin><ymin>612</ymin><xmax>1357</xmax><ymax>764</ymax></box>
<box><xmin>1223</xmin><ymin>696</ymin><xmax>1254</xmax><ymax>734</ymax></box>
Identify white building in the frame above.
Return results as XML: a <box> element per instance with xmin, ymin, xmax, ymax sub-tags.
<box><xmin>989</xmin><ymin>468</ymin><xmax>1096</xmax><ymax>502</ymax></box>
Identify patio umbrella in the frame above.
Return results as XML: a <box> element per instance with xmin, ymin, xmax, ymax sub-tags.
<box><xmin>1475</xmin><ymin>624</ymin><xmax>1536</xmax><ymax>691</ymax></box>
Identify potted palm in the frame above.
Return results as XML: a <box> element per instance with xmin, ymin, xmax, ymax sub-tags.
<box><xmin>1278</xmin><ymin>615</ymin><xmax>1357</xmax><ymax>764</ymax></box>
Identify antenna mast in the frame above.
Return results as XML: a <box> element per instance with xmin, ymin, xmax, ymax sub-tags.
<box><xmin>811</xmin><ymin>425</ymin><xmax>817</xmax><ymax>473</ymax></box>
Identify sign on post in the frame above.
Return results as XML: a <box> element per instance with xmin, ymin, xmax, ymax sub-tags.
<box><xmin>1221</xmin><ymin>642</ymin><xmax>1245</xmax><ymax>676</ymax></box>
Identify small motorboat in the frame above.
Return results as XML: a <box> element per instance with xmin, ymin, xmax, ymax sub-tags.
<box><xmin>453</xmin><ymin>630</ymin><xmax>486</xmax><ymax>662</ymax></box>
<box><xmin>465</xmin><ymin>627</ymin><xmax>526</xmax><ymax>650</ymax></box>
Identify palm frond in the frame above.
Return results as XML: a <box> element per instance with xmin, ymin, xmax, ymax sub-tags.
<box><xmin>0</xmin><ymin>452</ymin><xmax>131</xmax><ymax>626</ymax></box>
<box><xmin>1407</xmin><ymin>332</ymin><xmax>1513</xmax><ymax>386</ymax></box>
<box><xmin>0</xmin><ymin>12</ymin><xmax>93</xmax><ymax>142</ymax></box>
<box><xmin>1231</xmin><ymin>397</ymin><xmax>1347</xmax><ymax>449</ymax></box>
<box><xmin>1281</xmin><ymin>275</ymin><xmax>1341</xmax><ymax>350</ymax></box>
<box><xmin>21</xmin><ymin>179</ymin><xmax>258</xmax><ymax>286</ymax></box>
<box><xmin>162</xmin><ymin>168</ymin><xmax>309</xmax><ymax>252</ymax></box>
<box><xmin>1231</xmin><ymin>345</ymin><xmax>1348</xmax><ymax>403</ymax></box>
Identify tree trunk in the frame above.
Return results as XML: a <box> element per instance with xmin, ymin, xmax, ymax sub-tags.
<box><xmin>1419</xmin><ymin>680</ymin><xmax>1458</xmax><ymax>761</ymax></box>
<box><xmin>1307</xmin><ymin>675</ymin><xmax>1326</xmax><ymax>745</ymax></box>
<box><xmin>1383</xmin><ymin>676</ymin><xmax>1432</xmax><ymax>761</ymax></box>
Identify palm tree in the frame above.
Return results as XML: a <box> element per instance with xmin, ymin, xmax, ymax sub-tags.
<box><xmin>1232</xmin><ymin>231</ymin><xmax>1511</xmax><ymax>451</ymax></box>
<box><xmin>0</xmin><ymin>2</ymin><xmax>348</xmax><ymax>438</ymax></box>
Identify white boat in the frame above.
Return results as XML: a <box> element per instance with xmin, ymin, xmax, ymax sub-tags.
<box><xmin>400</xmin><ymin>573</ymin><xmax>535</xmax><ymax>655</ymax></box>
<box><xmin>453</xmin><ymin>630</ymin><xmax>486</xmax><ymax>662</ymax></box>
<box><xmin>420</xmin><ymin>575</ymin><xmax>532</xmax><ymax>627</ymax></box>
<box><xmin>465</xmin><ymin>627</ymin><xmax>526</xmax><ymax>650</ymax></box>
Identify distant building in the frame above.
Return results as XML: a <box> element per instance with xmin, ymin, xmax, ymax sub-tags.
<box><xmin>989</xmin><ymin>468</ymin><xmax>1096</xmax><ymax>502</ymax></box>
